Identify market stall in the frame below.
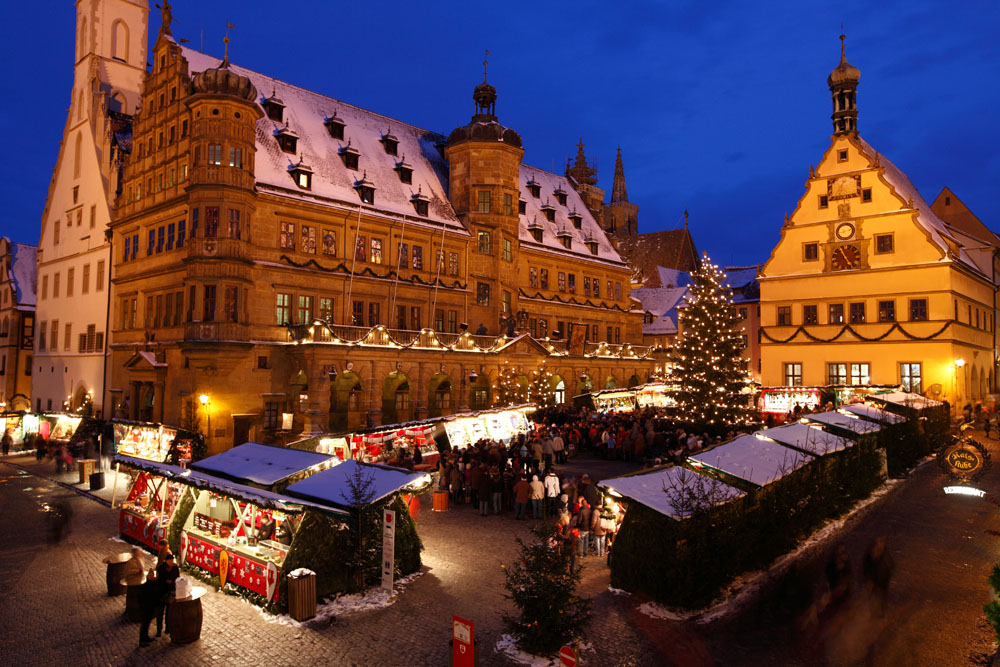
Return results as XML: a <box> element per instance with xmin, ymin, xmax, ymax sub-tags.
<box><xmin>190</xmin><ymin>442</ymin><xmax>335</xmax><ymax>492</ymax></box>
<box><xmin>634</xmin><ymin>382</ymin><xmax>678</xmax><ymax>409</ymax></box>
<box><xmin>687</xmin><ymin>434</ymin><xmax>814</xmax><ymax>489</ymax></box>
<box><xmin>591</xmin><ymin>389</ymin><xmax>637</xmax><ymax>413</ymax></box>
<box><xmin>760</xmin><ymin>387</ymin><xmax>823</xmax><ymax>417</ymax></box>
<box><xmin>838</xmin><ymin>403</ymin><xmax>907</xmax><ymax>425</ymax></box>
<box><xmin>801</xmin><ymin>411</ymin><xmax>883</xmax><ymax>438</ymax></box>
<box><xmin>0</xmin><ymin>411</ymin><xmax>39</xmax><ymax>451</ymax></box>
<box><xmin>756</xmin><ymin>422</ymin><xmax>853</xmax><ymax>457</ymax></box>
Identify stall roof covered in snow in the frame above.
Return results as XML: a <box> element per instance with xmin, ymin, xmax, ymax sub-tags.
<box><xmin>112</xmin><ymin>455</ymin><xmax>346</xmax><ymax>515</ymax></box>
<box><xmin>866</xmin><ymin>391</ymin><xmax>943</xmax><ymax>410</ymax></box>
<box><xmin>838</xmin><ymin>403</ymin><xmax>907</xmax><ymax>424</ymax></box>
<box><xmin>804</xmin><ymin>411</ymin><xmax>882</xmax><ymax>435</ymax></box>
<box><xmin>758</xmin><ymin>423</ymin><xmax>853</xmax><ymax>456</ymax></box>
<box><xmin>599</xmin><ymin>465</ymin><xmax>745</xmax><ymax>520</ymax></box>
<box><xmin>689</xmin><ymin>434</ymin><xmax>814</xmax><ymax>487</ymax></box>
<box><xmin>285</xmin><ymin>460</ymin><xmax>428</xmax><ymax>509</ymax></box>
<box><xmin>191</xmin><ymin>442</ymin><xmax>334</xmax><ymax>487</ymax></box>
<box><xmin>7</xmin><ymin>241</ymin><xmax>36</xmax><ymax>307</ymax></box>
<box><xmin>518</xmin><ymin>165</ymin><xmax>626</xmax><ymax>267</ymax></box>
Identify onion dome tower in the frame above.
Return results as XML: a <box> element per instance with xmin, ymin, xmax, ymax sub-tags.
<box><xmin>828</xmin><ymin>34</ymin><xmax>861</xmax><ymax>136</ymax></box>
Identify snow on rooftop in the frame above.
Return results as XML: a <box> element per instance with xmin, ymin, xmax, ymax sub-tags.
<box><xmin>758</xmin><ymin>423</ymin><xmax>853</xmax><ymax>456</ymax></box>
<box><xmin>284</xmin><ymin>460</ymin><xmax>427</xmax><ymax>508</ymax></box>
<box><xmin>656</xmin><ymin>267</ymin><xmax>691</xmax><ymax>289</ymax></box>
<box><xmin>866</xmin><ymin>391</ymin><xmax>943</xmax><ymax>410</ymax></box>
<box><xmin>191</xmin><ymin>442</ymin><xmax>334</xmax><ymax>487</ymax></box>
<box><xmin>9</xmin><ymin>242</ymin><xmax>36</xmax><ymax>307</ymax></box>
<box><xmin>838</xmin><ymin>403</ymin><xmax>907</xmax><ymax>424</ymax></box>
<box><xmin>599</xmin><ymin>465</ymin><xmax>745</xmax><ymax>520</ymax></box>
<box><xmin>689</xmin><ymin>434</ymin><xmax>814</xmax><ymax>487</ymax></box>
<box><xmin>518</xmin><ymin>165</ymin><xmax>625</xmax><ymax>266</ymax></box>
<box><xmin>180</xmin><ymin>48</ymin><xmax>464</xmax><ymax>234</ymax></box>
<box><xmin>631</xmin><ymin>285</ymin><xmax>689</xmax><ymax>336</ymax></box>
<box><xmin>804</xmin><ymin>411</ymin><xmax>882</xmax><ymax>435</ymax></box>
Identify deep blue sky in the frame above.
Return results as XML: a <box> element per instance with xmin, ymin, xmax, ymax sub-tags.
<box><xmin>2</xmin><ymin>1</ymin><xmax>997</xmax><ymax>267</ymax></box>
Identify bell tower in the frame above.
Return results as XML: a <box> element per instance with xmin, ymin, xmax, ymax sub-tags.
<box><xmin>603</xmin><ymin>147</ymin><xmax>639</xmax><ymax>238</ymax></box>
<box><xmin>445</xmin><ymin>57</ymin><xmax>524</xmax><ymax>335</ymax></box>
<box><xmin>828</xmin><ymin>34</ymin><xmax>860</xmax><ymax>136</ymax></box>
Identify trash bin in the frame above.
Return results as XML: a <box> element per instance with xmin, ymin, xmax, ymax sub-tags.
<box><xmin>287</xmin><ymin>569</ymin><xmax>317</xmax><ymax>621</ymax></box>
<box><xmin>90</xmin><ymin>472</ymin><xmax>105</xmax><ymax>491</ymax></box>
<box><xmin>433</xmin><ymin>490</ymin><xmax>449</xmax><ymax>512</ymax></box>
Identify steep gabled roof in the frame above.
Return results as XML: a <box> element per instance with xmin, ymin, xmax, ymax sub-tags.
<box><xmin>931</xmin><ymin>187</ymin><xmax>997</xmax><ymax>248</ymax></box>
<box><xmin>616</xmin><ymin>228</ymin><xmax>699</xmax><ymax>287</ymax></box>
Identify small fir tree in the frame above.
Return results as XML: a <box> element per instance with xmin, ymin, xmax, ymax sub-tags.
<box><xmin>670</xmin><ymin>254</ymin><xmax>756</xmax><ymax>431</ymax></box>
<box><xmin>529</xmin><ymin>361</ymin><xmax>555</xmax><ymax>406</ymax></box>
<box><xmin>502</xmin><ymin>523</ymin><xmax>591</xmax><ymax>656</ymax></box>
<box><xmin>496</xmin><ymin>361</ymin><xmax>527</xmax><ymax>406</ymax></box>
<box><xmin>339</xmin><ymin>462</ymin><xmax>378</xmax><ymax>591</ymax></box>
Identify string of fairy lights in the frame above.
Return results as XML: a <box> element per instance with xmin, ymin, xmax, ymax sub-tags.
<box><xmin>670</xmin><ymin>255</ymin><xmax>755</xmax><ymax>427</ymax></box>
<box><xmin>494</xmin><ymin>360</ymin><xmax>556</xmax><ymax>407</ymax></box>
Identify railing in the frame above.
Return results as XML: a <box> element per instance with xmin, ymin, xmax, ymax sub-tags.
<box><xmin>184</xmin><ymin>321</ymin><xmax>250</xmax><ymax>342</ymax></box>
<box><xmin>186</xmin><ymin>236</ymin><xmax>248</xmax><ymax>261</ymax></box>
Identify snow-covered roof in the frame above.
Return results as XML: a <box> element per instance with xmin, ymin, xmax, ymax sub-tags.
<box><xmin>191</xmin><ymin>442</ymin><xmax>334</xmax><ymax>487</ymax></box>
<box><xmin>688</xmin><ymin>434</ymin><xmax>814</xmax><ymax>487</ymax></box>
<box><xmin>284</xmin><ymin>460</ymin><xmax>429</xmax><ymax>509</ymax></box>
<box><xmin>722</xmin><ymin>266</ymin><xmax>758</xmax><ymax>290</ymax></box>
<box><xmin>180</xmin><ymin>48</ymin><xmax>464</xmax><ymax>233</ymax></box>
<box><xmin>656</xmin><ymin>267</ymin><xmax>691</xmax><ymax>289</ymax></box>
<box><xmin>758</xmin><ymin>423</ymin><xmax>853</xmax><ymax>456</ymax></box>
<box><xmin>632</xmin><ymin>286</ymin><xmax>688</xmax><ymax>336</ymax></box>
<box><xmin>866</xmin><ymin>391</ymin><xmax>943</xmax><ymax>410</ymax></box>
<box><xmin>599</xmin><ymin>465</ymin><xmax>745</xmax><ymax>520</ymax></box>
<box><xmin>803</xmin><ymin>411</ymin><xmax>882</xmax><ymax>435</ymax></box>
<box><xmin>136</xmin><ymin>351</ymin><xmax>166</xmax><ymax>368</ymax></box>
<box><xmin>855</xmin><ymin>137</ymin><xmax>982</xmax><ymax>275</ymax></box>
<box><xmin>113</xmin><ymin>454</ymin><xmax>346</xmax><ymax>515</ymax></box>
<box><xmin>838</xmin><ymin>403</ymin><xmax>907</xmax><ymax>424</ymax></box>
<box><xmin>518</xmin><ymin>165</ymin><xmax>625</xmax><ymax>266</ymax></box>
<box><xmin>8</xmin><ymin>242</ymin><xmax>36</xmax><ymax>307</ymax></box>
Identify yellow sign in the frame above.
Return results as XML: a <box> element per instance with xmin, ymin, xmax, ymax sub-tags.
<box><xmin>941</xmin><ymin>442</ymin><xmax>986</xmax><ymax>479</ymax></box>
<box><xmin>219</xmin><ymin>549</ymin><xmax>229</xmax><ymax>588</ymax></box>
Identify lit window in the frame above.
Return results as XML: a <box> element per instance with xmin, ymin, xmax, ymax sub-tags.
<box><xmin>900</xmin><ymin>363</ymin><xmax>922</xmax><ymax>393</ymax></box>
<box><xmin>784</xmin><ymin>363</ymin><xmax>802</xmax><ymax>386</ymax></box>
<box><xmin>477</xmin><ymin>231</ymin><xmax>491</xmax><ymax>255</ymax></box>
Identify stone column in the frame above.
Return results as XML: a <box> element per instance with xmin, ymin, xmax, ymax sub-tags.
<box><xmin>457</xmin><ymin>363</ymin><xmax>470</xmax><ymax>412</ymax></box>
<box><xmin>414</xmin><ymin>361</ymin><xmax>428</xmax><ymax>421</ymax></box>
<box><xmin>154</xmin><ymin>380</ymin><xmax>166</xmax><ymax>424</ymax></box>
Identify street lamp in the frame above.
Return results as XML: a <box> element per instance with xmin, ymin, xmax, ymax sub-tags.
<box><xmin>199</xmin><ymin>394</ymin><xmax>211</xmax><ymax>441</ymax></box>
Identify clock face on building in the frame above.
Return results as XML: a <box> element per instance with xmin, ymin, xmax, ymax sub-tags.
<box><xmin>831</xmin><ymin>244</ymin><xmax>861</xmax><ymax>270</ymax></box>
<box><xmin>835</xmin><ymin>222</ymin><xmax>855</xmax><ymax>240</ymax></box>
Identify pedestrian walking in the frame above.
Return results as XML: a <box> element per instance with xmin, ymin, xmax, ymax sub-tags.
<box><xmin>529</xmin><ymin>474</ymin><xmax>545</xmax><ymax>519</ymax></box>
<box><xmin>862</xmin><ymin>537</ymin><xmax>894</xmax><ymax>618</ymax></box>
<box><xmin>477</xmin><ymin>464</ymin><xmax>492</xmax><ymax>516</ymax></box>
<box><xmin>544</xmin><ymin>468</ymin><xmax>560</xmax><ymax>516</ymax></box>
<box><xmin>513</xmin><ymin>475</ymin><xmax>531</xmax><ymax>520</ymax></box>
<box><xmin>1</xmin><ymin>429</ymin><xmax>11</xmax><ymax>456</ymax></box>
<box><xmin>825</xmin><ymin>543</ymin><xmax>852</xmax><ymax>610</ymax></box>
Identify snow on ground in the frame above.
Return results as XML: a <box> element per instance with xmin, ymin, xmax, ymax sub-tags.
<box><xmin>607</xmin><ymin>586</ymin><xmax>630</xmax><ymax>596</ymax></box>
<box><xmin>635</xmin><ymin>479</ymin><xmax>903</xmax><ymax>624</ymax></box>
<box><xmin>259</xmin><ymin>571</ymin><xmax>424</xmax><ymax>627</ymax></box>
<box><xmin>108</xmin><ymin>535</ymin><xmax>129</xmax><ymax>545</ymax></box>
<box><xmin>494</xmin><ymin>635</ymin><xmax>593</xmax><ymax>666</ymax></box>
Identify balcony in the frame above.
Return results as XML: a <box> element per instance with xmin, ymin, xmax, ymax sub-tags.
<box><xmin>186</xmin><ymin>237</ymin><xmax>249</xmax><ymax>262</ymax></box>
<box><xmin>184</xmin><ymin>321</ymin><xmax>250</xmax><ymax>343</ymax></box>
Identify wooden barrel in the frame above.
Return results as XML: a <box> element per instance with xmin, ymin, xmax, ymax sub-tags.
<box><xmin>123</xmin><ymin>581</ymin><xmax>143</xmax><ymax>623</ymax></box>
<box><xmin>168</xmin><ymin>597</ymin><xmax>203</xmax><ymax>644</ymax></box>
<box><xmin>433</xmin><ymin>490</ymin><xmax>449</xmax><ymax>512</ymax></box>
<box><xmin>106</xmin><ymin>561</ymin><xmax>127</xmax><ymax>596</ymax></box>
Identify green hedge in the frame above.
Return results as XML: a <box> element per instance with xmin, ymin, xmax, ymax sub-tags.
<box><xmin>610</xmin><ymin>439</ymin><xmax>886</xmax><ymax>609</ymax></box>
<box><xmin>877</xmin><ymin>405</ymin><xmax>949</xmax><ymax>476</ymax></box>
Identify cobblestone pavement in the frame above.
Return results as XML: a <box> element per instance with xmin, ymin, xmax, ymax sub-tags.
<box><xmin>1</xmin><ymin>443</ymin><xmax>996</xmax><ymax>666</ymax></box>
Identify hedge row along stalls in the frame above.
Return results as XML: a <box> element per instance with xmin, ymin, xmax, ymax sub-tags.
<box><xmin>602</xmin><ymin>411</ymin><xmax>890</xmax><ymax>609</ymax></box>
<box><xmin>866</xmin><ymin>391</ymin><xmax>950</xmax><ymax>475</ymax></box>
<box><xmin>113</xmin><ymin>443</ymin><xmax>428</xmax><ymax>612</ymax></box>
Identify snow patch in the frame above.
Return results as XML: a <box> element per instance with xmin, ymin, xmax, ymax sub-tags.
<box><xmin>494</xmin><ymin>635</ymin><xmax>558</xmax><ymax>667</ymax></box>
<box><xmin>108</xmin><ymin>535</ymin><xmax>129</xmax><ymax>545</ymax></box>
<box><xmin>607</xmin><ymin>586</ymin><xmax>630</xmax><ymax>596</ymax></box>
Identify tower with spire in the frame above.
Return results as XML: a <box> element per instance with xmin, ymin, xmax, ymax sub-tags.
<box><xmin>603</xmin><ymin>147</ymin><xmax>639</xmax><ymax>238</ymax></box>
<box><xmin>564</xmin><ymin>139</ymin><xmax>605</xmax><ymax>221</ymax></box>
<box><xmin>828</xmin><ymin>34</ymin><xmax>860</xmax><ymax>135</ymax></box>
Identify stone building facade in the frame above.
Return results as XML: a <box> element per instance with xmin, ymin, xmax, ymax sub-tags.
<box><xmin>106</xmin><ymin>8</ymin><xmax>656</xmax><ymax>454</ymax></box>
<box><xmin>0</xmin><ymin>239</ymin><xmax>36</xmax><ymax>410</ymax></box>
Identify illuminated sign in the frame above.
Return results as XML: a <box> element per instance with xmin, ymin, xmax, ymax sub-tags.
<box><xmin>943</xmin><ymin>486</ymin><xmax>986</xmax><ymax>498</ymax></box>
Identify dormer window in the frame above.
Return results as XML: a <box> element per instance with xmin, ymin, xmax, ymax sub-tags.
<box><xmin>568</xmin><ymin>209</ymin><xmax>582</xmax><ymax>229</ymax></box>
<box><xmin>527</xmin><ymin>178</ymin><xmax>541</xmax><ymax>198</ymax></box>
<box><xmin>288</xmin><ymin>155</ymin><xmax>312</xmax><ymax>190</ymax></box>
<box><xmin>263</xmin><ymin>90</ymin><xmax>284</xmax><ymax>122</ymax></box>
<box><xmin>324</xmin><ymin>112</ymin><xmax>345</xmax><ymax>140</ymax></box>
<box><xmin>381</xmin><ymin>129</ymin><xmax>399</xmax><ymax>156</ymax></box>
<box><xmin>584</xmin><ymin>234</ymin><xmax>599</xmax><ymax>255</ymax></box>
<box><xmin>340</xmin><ymin>140</ymin><xmax>360</xmax><ymax>170</ymax></box>
<box><xmin>411</xmin><ymin>186</ymin><xmax>430</xmax><ymax>217</ymax></box>
<box><xmin>553</xmin><ymin>186</ymin><xmax>568</xmax><ymax>206</ymax></box>
<box><xmin>355</xmin><ymin>172</ymin><xmax>375</xmax><ymax>204</ymax></box>
<box><xmin>395</xmin><ymin>155</ymin><xmax>413</xmax><ymax>184</ymax></box>
<box><xmin>275</xmin><ymin>123</ymin><xmax>298</xmax><ymax>154</ymax></box>
<box><xmin>518</xmin><ymin>199</ymin><xmax>526</xmax><ymax>215</ymax></box>
<box><xmin>556</xmin><ymin>227</ymin><xmax>572</xmax><ymax>250</ymax></box>
<box><xmin>541</xmin><ymin>200</ymin><xmax>556</xmax><ymax>222</ymax></box>
<box><xmin>527</xmin><ymin>216</ymin><xmax>543</xmax><ymax>243</ymax></box>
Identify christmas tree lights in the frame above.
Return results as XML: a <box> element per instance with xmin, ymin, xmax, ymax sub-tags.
<box><xmin>496</xmin><ymin>361</ymin><xmax>528</xmax><ymax>406</ymax></box>
<box><xmin>669</xmin><ymin>254</ymin><xmax>756</xmax><ymax>431</ymax></box>
<box><xmin>529</xmin><ymin>361</ymin><xmax>556</xmax><ymax>406</ymax></box>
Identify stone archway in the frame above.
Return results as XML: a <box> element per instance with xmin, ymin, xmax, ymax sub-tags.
<box><xmin>550</xmin><ymin>374</ymin><xmax>566</xmax><ymax>404</ymax></box>
<box><xmin>469</xmin><ymin>373</ymin><xmax>491</xmax><ymax>410</ymax></box>
<box><xmin>330</xmin><ymin>371</ymin><xmax>363</xmax><ymax>432</ymax></box>
<box><xmin>627</xmin><ymin>374</ymin><xmax>641</xmax><ymax>388</ymax></box>
<box><xmin>428</xmin><ymin>372</ymin><xmax>453</xmax><ymax>418</ymax></box>
<box><xmin>381</xmin><ymin>371</ymin><xmax>410</xmax><ymax>426</ymax></box>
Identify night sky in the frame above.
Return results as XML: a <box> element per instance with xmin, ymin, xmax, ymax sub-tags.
<box><xmin>2</xmin><ymin>1</ymin><xmax>997</xmax><ymax>268</ymax></box>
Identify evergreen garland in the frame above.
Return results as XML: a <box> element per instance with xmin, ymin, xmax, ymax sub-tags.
<box><xmin>670</xmin><ymin>254</ymin><xmax>756</xmax><ymax>431</ymax></box>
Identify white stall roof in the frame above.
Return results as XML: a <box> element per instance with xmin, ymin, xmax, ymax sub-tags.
<box><xmin>599</xmin><ymin>465</ymin><xmax>745</xmax><ymax>520</ymax></box>
<box><xmin>839</xmin><ymin>403</ymin><xmax>907</xmax><ymax>424</ymax></box>
<box><xmin>867</xmin><ymin>391</ymin><xmax>943</xmax><ymax>410</ymax></box>
<box><xmin>689</xmin><ymin>435</ymin><xmax>813</xmax><ymax>487</ymax></box>
<box><xmin>285</xmin><ymin>460</ymin><xmax>428</xmax><ymax>509</ymax></box>
<box><xmin>805</xmin><ymin>411</ymin><xmax>883</xmax><ymax>435</ymax></box>
<box><xmin>758</xmin><ymin>422</ymin><xmax>853</xmax><ymax>456</ymax></box>
<box><xmin>191</xmin><ymin>442</ymin><xmax>334</xmax><ymax>487</ymax></box>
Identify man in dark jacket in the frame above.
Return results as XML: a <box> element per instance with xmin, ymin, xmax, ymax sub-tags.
<box><xmin>469</xmin><ymin>463</ymin><xmax>482</xmax><ymax>508</ymax></box>
<box><xmin>579</xmin><ymin>474</ymin><xmax>600</xmax><ymax>509</ymax></box>
<box><xmin>152</xmin><ymin>553</ymin><xmax>180</xmax><ymax>637</ymax></box>
<box><xmin>477</xmin><ymin>465</ymin><xmax>492</xmax><ymax>516</ymax></box>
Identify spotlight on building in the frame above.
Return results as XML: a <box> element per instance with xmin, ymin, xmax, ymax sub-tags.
<box><xmin>469</xmin><ymin>370</ymin><xmax>479</xmax><ymax>384</ymax></box>
<box><xmin>199</xmin><ymin>394</ymin><xmax>210</xmax><ymax>406</ymax></box>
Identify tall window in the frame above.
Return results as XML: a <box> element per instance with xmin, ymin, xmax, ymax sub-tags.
<box><xmin>477</xmin><ymin>190</ymin><xmax>491</xmax><ymax>213</ymax></box>
<box><xmin>447</xmin><ymin>310</ymin><xmax>457</xmax><ymax>333</ymax></box>
<box><xmin>784</xmin><ymin>363</ymin><xmax>803</xmax><ymax>386</ymax></box>
<box><xmin>297</xmin><ymin>296</ymin><xmax>313</xmax><ymax>324</ymax></box>
<box><xmin>412</xmin><ymin>246</ymin><xmax>422</xmax><ymax>270</ymax></box>
<box><xmin>476</xmin><ymin>282</ymin><xmax>490</xmax><ymax>306</ymax></box>
<box><xmin>900</xmin><ymin>363</ymin><xmax>922</xmax><ymax>393</ymax></box>
<box><xmin>370</xmin><ymin>238</ymin><xmax>383</xmax><ymax>264</ymax></box>
<box><xmin>319</xmin><ymin>297</ymin><xmax>333</xmax><ymax>321</ymax></box>
<box><xmin>828</xmin><ymin>363</ymin><xmax>847</xmax><ymax>384</ymax></box>
<box><xmin>396</xmin><ymin>305</ymin><xmax>407</xmax><ymax>330</ymax></box>
<box><xmin>229</xmin><ymin>147</ymin><xmax>242</xmax><ymax>168</ymax></box>
<box><xmin>301</xmin><ymin>225</ymin><xmax>316</xmax><ymax>254</ymax></box>
<box><xmin>540</xmin><ymin>269</ymin><xmax>549</xmax><ymax>290</ymax></box>
<box><xmin>67</xmin><ymin>268</ymin><xmax>75</xmax><ymax>297</ymax></box>
<box><xmin>803</xmin><ymin>305</ymin><xmax>818</xmax><ymax>324</ymax></box>
<box><xmin>567</xmin><ymin>274</ymin><xmax>575</xmax><ymax>294</ymax></box>
<box><xmin>910</xmin><ymin>299</ymin><xmax>927</xmax><ymax>321</ymax></box>
<box><xmin>410</xmin><ymin>307</ymin><xmax>421</xmax><ymax>331</ymax></box>
<box><xmin>829</xmin><ymin>303</ymin><xmax>844</xmax><ymax>324</ymax></box>
<box><xmin>850</xmin><ymin>363</ymin><xmax>870</xmax><ymax>385</ymax></box>
<box><xmin>280</xmin><ymin>222</ymin><xmax>295</xmax><ymax>249</ymax></box>
<box><xmin>96</xmin><ymin>261</ymin><xmax>105</xmax><ymax>291</ymax></box>
<box><xmin>449</xmin><ymin>252</ymin><xmax>459</xmax><ymax>276</ymax></box>
<box><xmin>502</xmin><ymin>290</ymin><xmax>511</xmax><ymax>314</ymax></box>
<box><xmin>397</xmin><ymin>243</ymin><xmax>408</xmax><ymax>267</ymax></box>
<box><xmin>224</xmin><ymin>287</ymin><xmax>238</xmax><ymax>322</ymax></box>
<box><xmin>228</xmin><ymin>209</ymin><xmax>241</xmax><ymax>239</ymax></box>
<box><xmin>878</xmin><ymin>300</ymin><xmax>895</xmax><ymax>322</ymax></box>
<box><xmin>205</xmin><ymin>206</ymin><xmax>219</xmax><ymax>238</ymax></box>
<box><xmin>849</xmin><ymin>302</ymin><xmax>866</xmax><ymax>323</ymax></box>
<box><xmin>368</xmin><ymin>302</ymin><xmax>381</xmax><ymax>327</ymax></box>
<box><xmin>558</xmin><ymin>272</ymin><xmax>566</xmax><ymax>292</ymax></box>
<box><xmin>355</xmin><ymin>235</ymin><xmax>366</xmax><ymax>262</ymax></box>
<box><xmin>584</xmin><ymin>277</ymin><xmax>591</xmax><ymax>297</ymax></box>
<box><xmin>502</xmin><ymin>238</ymin><xmax>512</xmax><ymax>262</ymax></box>
<box><xmin>615</xmin><ymin>282</ymin><xmax>622</xmax><ymax>300</ymax></box>
<box><xmin>203</xmin><ymin>286</ymin><xmax>216</xmax><ymax>321</ymax></box>
<box><xmin>166</xmin><ymin>223</ymin><xmax>175</xmax><ymax>250</ymax></box>
<box><xmin>504</xmin><ymin>193</ymin><xmax>513</xmax><ymax>216</ymax></box>
<box><xmin>592</xmin><ymin>280</ymin><xmax>599</xmax><ymax>298</ymax></box>
<box><xmin>351</xmin><ymin>301</ymin><xmax>364</xmax><ymax>326</ymax></box>
<box><xmin>777</xmin><ymin>306</ymin><xmax>792</xmax><ymax>326</ymax></box>
<box><xmin>208</xmin><ymin>144</ymin><xmax>223</xmax><ymax>165</ymax></box>
<box><xmin>275</xmin><ymin>293</ymin><xmax>291</xmax><ymax>325</ymax></box>
<box><xmin>477</xmin><ymin>231</ymin><xmax>491</xmax><ymax>255</ymax></box>
<box><xmin>434</xmin><ymin>309</ymin><xmax>444</xmax><ymax>331</ymax></box>
<box><xmin>322</xmin><ymin>229</ymin><xmax>336</xmax><ymax>256</ymax></box>
<box><xmin>529</xmin><ymin>267</ymin><xmax>538</xmax><ymax>288</ymax></box>
<box><xmin>53</xmin><ymin>273</ymin><xmax>60</xmax><ymax>298</ymax></box>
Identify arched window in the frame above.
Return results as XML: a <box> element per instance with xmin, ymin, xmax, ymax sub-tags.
<box><xmin>73</xmin><ymin>132</ymin><xmax>82</xmax><ymax>179</ymax></box>
<box><xmin>554</xmin><ymin>380</ymin><xmax>565</xmax><ymax>404</ymax></box>
<box><xmin>111</xmin><ymin>20</ymin><xmax>129</xmax><ymax>62</ymax></box>
<box><xmin>78</xmin><ymin>17</ymin><xmax>87</xmax><ymax>60</ymax></box>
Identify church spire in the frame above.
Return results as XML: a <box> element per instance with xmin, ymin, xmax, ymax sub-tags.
<box><xmin>566</xmin><ymin>138</ymin><xmax>597</xmax><ymax>186</ymax></box>
<box><xmin>611</xmin><ymin>147</ymin><xmax>628</xmax><ymax>203</ymax></box>
<box><xmin>827</xmin><ymin>33</ymin><xmax>860</xmax><ymax>136</ymax></box>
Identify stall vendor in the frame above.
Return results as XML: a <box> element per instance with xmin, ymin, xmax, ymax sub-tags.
<box><xmin>257</xmin><ymin>516</ymin><xmax>276</xmax><ymax>542</ymax></box>
<box><xmin>276</xmin><ymin>517</ymin><xmax>294</xmax><ymax>545</ymax></box>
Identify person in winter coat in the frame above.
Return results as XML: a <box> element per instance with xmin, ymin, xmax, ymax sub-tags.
<box><xmin>579</xmin><ymin>474</ymin><xmax>600</xmax><ymax>509</ymax></box>
<box><xmin>468</xmin><ymin>464</ymin><xmax>483</xmax><ymax>509</ymax></box>
<box><xmin>513</xmin><ymin>475</ymin><xmax>532</xmax><ymax>520</ymax></box>
<box><xmin>529</xmin><ymin>475</ymin><xmax>545</xmax><ymax>519</ymax></box>
<box><xmin>541</xmin><ymin>436</ymin><xmax>554</xmax><ymax>469</ymax></box>
<box><xmin>530</xmin><ymin>440</ymin><xmax>544</xmax><ymax>472</ymax></box>
<box><xmin>591</xmin><ymin>505</ymin><xmax>609</xmax><ymax>557</ymax></box>
<box><xmin>449</xmin><ymin>465</ymin><xmax>464</xmax><ymax>505</ymax></box>
<box><xmin>544</xmin><ymin>469</ymin><xmax>561</xmax><ymax>516</ymax></box>
<box><xmin>489</xmin><ymin>466</ymin><xmax>503</xmax><ymax>514</ymax></box>
<box><xmin>552</xmin><ymin>432</ymin><xmax>566</xmax><ymax>463</ymax></box>
<box><xmin>477</xmin><ymin>465</ymin><xmax>493</xmax><ymax>516</ymax></box>
<box><xmin>575</xmin><ymin>500</ymin><xmax>592</xmax><ymax>557</ymax></box>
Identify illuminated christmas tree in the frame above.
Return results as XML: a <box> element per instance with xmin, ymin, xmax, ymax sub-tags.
<box><xmin>529</xmin><ymin>361</ymin><xmax>555</xmax><ymax>406</ymax></box>
<box><xmin>496</xmin><ymin>361</ymin><xmax>527</xmax><ymax>406</ymax></box>
<box><xmin>670</xmin><ymin>254</ymin><xmax>756</xmax><ymax>431</ymax></box>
